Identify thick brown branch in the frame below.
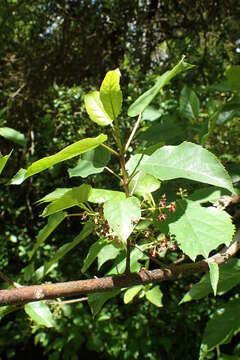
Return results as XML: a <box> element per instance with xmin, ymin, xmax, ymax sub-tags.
<box><xmin>0</xmin><ymin>231</ymin><xmax>239</xmax><ymax>306</ymax></box>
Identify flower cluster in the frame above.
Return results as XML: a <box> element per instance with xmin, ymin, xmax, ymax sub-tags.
<box><xmin>156</xmin><ymin>194</ymin><xmax>176</xmax><ymax>223</ymax></box>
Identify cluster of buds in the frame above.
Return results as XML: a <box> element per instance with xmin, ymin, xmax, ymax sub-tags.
<box><xmin>149</xmin><ymin>234</ymin><xmax>178</xmax><ymax>258</ymax></box>
<box><xmin>156</xmin><ymin>194</ymin><xmax>176</xmax><ymax>223</ymax></box>
<box><xmin>94</xmin><ymin>212</ymin><xmax>120</xmax><ymax>244</ymax></box>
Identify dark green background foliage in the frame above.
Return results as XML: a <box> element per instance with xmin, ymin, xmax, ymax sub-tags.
<box><xmin>0</xmin><ymin>0</ymin><xmax>240</xmax><ymax>359</ymax></box>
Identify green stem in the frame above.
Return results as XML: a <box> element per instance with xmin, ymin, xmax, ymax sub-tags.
<box><xmin>100</xmin><ymin>143</ymin><xmax>119</xmax><ymax>157</ymax></box>
<box><xmin>105</xmin><ymin>166</ymin><xmax>122</xmax><ymax>182</ymax></box>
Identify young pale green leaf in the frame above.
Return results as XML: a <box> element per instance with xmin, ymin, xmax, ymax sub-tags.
<box><xmin>68</xmin><ymin>146</ymin><xmax>111</xmax><ymax>178</ymax></box>
<box><xmin>81</xmin><ymin>238</ymin><xmax>107</xmax><ymax>273</ymax></box>
<box><xmin>88</xmin><ymin>188</ymin><xmax>126</xmax><ymax>204</ymax></box>
<box><xmin>24</xmin><ymin>301</ymin><xmax>55</xmax><ymax>328</ymax></box>
<box><xmin>85</xmin><ymin>91</ymin><xmax>113</xmax><ymax>126</ymax></box>
<box><xmin>100</xmin><ymin>68</ymin><xmax>122</xmax><ymax>119</ymax></box>
<box><xmin>98</xmin><ymin>243</ymin><xmax>120</xmax><ymax>270</ymax></box>
<box><xmin>145</xmin><ymin>285</ymin><xmax>163</xmax><ymax>307</ymax></box>
<box><xmin>0</xmin><ymin>127</ymin><xmax>26</xmax><ymax>146</ymax></box>
<box><xmin>179</xmin><ymin>86</ymin><xmax>200</xmax><ymax>121</ymax></box>
<box><xmin>168</xmin><ymin>200</ymin><xmax>235</xmax><ymax>261</ymax></box>
<box><xmin>200</xmin><ymin>299</ymin><xmax>240</xmax><ymax>353</ymax></box>
<box><xmin>180</xmin><ymin>259</ymin><xmax>240</xmax><ymax>304</ymax></box>
<box><xmin>141</xmin><ymin>141</ymin><xmax>234</xmax><ymax>193</ymax></box>
<box><xmin>123</xmin><ymin>285</ymin><xmax>144</xmax><ymax>304</ymax></box>
<box><xmin>41</xmin><ymin>184</ymin><xmax>92</xmax><ymax>217</ymax></box>
<box><xmin>126</xmin><ymin>154</ymin><xmax>160</xmax><ymax>199</ymax></box>
<box><xmin>104</xmin><ymin>197</ymin><xmax>141</xmax><ymax>244</ymax></box>
<box><xmin>0</xmin><ymin>151</ymin><xmax>12</xmax><ymax>175</ymax></box>
<box><xmin>36</xmin><ymin>188</ymin><xmax>70</xmax><ymax>204</ymax></box>
<box><xmin>128</xmin><ymin>56</ymin><xmax>194</xmax><ymax>117</ymax></box>
<box><xmin>29</xmin><ymin>212</ymin><xmax>66</xmax><ymax>259</ymax></box>
<box><xmin>88</xmin><ymin>290</ymin><xmax>120</xmax><ymax>317</ymax></box>
<box><xmin>209</xmin><ymin>263</ymin><xmax>219</xmax><ymax>296</ymax></box>
<box><xmin>44</xmin><ymin>221</ymin><xmax>93</xmax><ymax>274</ymax></box>
<box><xmin>11</xmin><ymin>134</ymin><xmax>107</xmax><ymax>184</ymax></box>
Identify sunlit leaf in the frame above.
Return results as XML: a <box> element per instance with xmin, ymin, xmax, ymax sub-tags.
<box><xmin>209</xmin><ymin>263</ymin><xmax>219</xmax><ymax>296</ymax></box>
<box><xmin>128</xmin><ymin>56</ymin><xmax>194</xmax><ymax>117</ymax></box>
<box><xmin>88</xmin><ymin>188</ymin><xmax>125</xmax><ymax>203</ymax></box>
<box><xmin>11</xmin><ymin>134</ymin><xmax>107</xmax><ymax>184</ymax></box>
<box><xmin>24</xmin><ymin>301</ymin><xmax>55</xmax><ymax>328</ymax></box>
<box><xmin>85</xmin><ymin>91</ymin><xmax>113</xmax><ymax>126</ymax></box>
<box><xmin>68</xmin><ymin>146</ymin><xmax>110</xmax><ymax>178</ymax></box>
<box><xmin>145</xmin><ymin>285</ymin><xmax>163</xmax><ymax>307</ymax></box>
<box><xmin>100</xmin><ymin>68</ymin><xmax>122</xmax><ymax>119</ymax></box>
<box><xmin>41</xmin><ymin>184</ymin><xmax>92</xmax><ymax>217</ymax></box>
<box><xmin>123</xmin><ymin>285</ymin><xmax>144</xmax><ymax>304</ymax></box>
<box><xmin>0</xmin><ymin>151</ymin><xmax>12</xmax><ymax>175</ymax></box>
<box><xmin>0</xmin><ymin>127</ymin><xmax>25</xmax><ymax>146</ymax></box>
<box><xmin>104</xmin><ymin>197</ymin><xmax>141</xmax><ymax>244</ymax></box>
<box><xmin>141</xmin><ymin>141</ymin><xmax>234</xmax><ymax>193</ymax></box>
<box><xmin>168</xmin><ymin>200</ymin><xmax>234</xmax><ymax>260</ymax></box>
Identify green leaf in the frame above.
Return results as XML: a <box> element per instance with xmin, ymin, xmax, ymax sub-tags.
<box><xmin>200</xmin><ymin>299</ymin><xmax>240</xmax><ymax>353</ymax></box>
<box><xmin>98</xmin><ymin>243</ymin><xmax>120</xmax><ymax>270</ymax></box>
<box><xmin>36</xmin><ymin>188</ymin><xmax>70</xmax><ymax>204</ymax></box>
<box><xmin>123</xmin><ymin>285</ymin><xmax>144</xmax><ymax>304</ymax></box>
<box><xmin>180</xmin><ymin>259</ymin><xmax>240</xmax><ymax>304</ymax></box>
<box><xmin>141</xmin><ymin>141</ymin><xmax>234</xmax><ymax>193</ymax></box>
<box><xmin>41</xmin><ymin>185</ymin><xmax>92</xmax><ymax>217</ymax></box>
<box><xmin>68</xmin><ymin>146</ymin><xmax>110</xmax><ymax>178</ymax></box>
<box><xmin>24</xmin><ymin>301</ymin><xmax>55</xmax><ymax>328</ymax></box>
<box><xmin>189</xmin><ymin>187</ymin><xmax>231</xmax><ymax>204</ymax></box>
<box><xmin>128</xmin><ymin>56</ymin><xmax>194</xmax><ymax>117</ymax></box>
<box><xmin>218</xmin><ymin>355</ymin><xmax>240</xmax><ymax>360</ymax></box>
<box><xmin>142</xmin><ymin>106</ymin><xmax>162</xmax><ymax>122</ymax></box>
<box><xmin>104</xmin><ymin>197</ymin><xmax>141</xmax><ymax>244</ymax></box>
<box><xmin>44</xmin><ymin>221</ymin><xmax>93</xmax><ymax>274</ymax></box>
<box><xmin>139</xmin><ymin>114</ymin><xmax>182</xmax><ymax>145</ymax></box>
<box><xmin>88</xmin><ymin>188</ymin><xmax>126</xmax><ymax>203</ymax></box>
<box><xmin>11</xmin><ymin>134</ymin><xmax>107</xmax><ymax>184</ymax></box>
<box><xmin>168</xmin><ymin>200</ymin><xmax>234</xmax><ymax>260</ymax></box>
<box><xmin>29</xmin><ymin>212</ymin><xmax>66</xmax><ymax>259</ymax></box>
<box><xmin>88</xmin><ymin>290</ymin><xmax>120</xmax><ymax>317</ymax></box>
<box><xmin>209</xmin><ymin>263</ymin><xmax>219</xmax><ymax>296</ymax></box>
<box><xmin>126</xmin><ymin>154</ymin><xmax>160</xmax><ymax>199</ymax></box>
<box><xmin>100</xmin><ymin>68</ymin><xmax>122</xmax><ymax>119</ymax></box>
<box><xmin>179</xmin><ymin>86</ymin><xmax>200</xmax><ymax>120</ymax></box>
<box><xmin>0</xmin><ymin>127</ymin><xmax>26</xmax><ymax>146</ymax></box>
<box><xmin>145</xmin><ymin>285</ymin><xmax>163</xmax><ymax>307</ymax></box>
<box><xmin>84</xmin><ymin>91</ymin><xmax>113</xmax><ymax>126</ymax></box>
<box><xmin>0</xmin><ymin>151</ymin><xmax>11</xmax><ymax>175</ymax></box>
<box><xmin>81</xmin><ymin>238</ymin><xmax>107</xmax><ymax>273</ymax></box>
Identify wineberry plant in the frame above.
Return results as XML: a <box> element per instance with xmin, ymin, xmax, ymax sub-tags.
<box><xmin>1</xmin><ymin>57</ymin><xmax>239</xmax><ymax>358</ymax></box>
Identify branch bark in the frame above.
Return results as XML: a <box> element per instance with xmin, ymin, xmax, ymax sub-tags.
<box><xmin>0</xmin><ymin>231</ymin><xmax>239</xmax><ymax>306</ymax></box>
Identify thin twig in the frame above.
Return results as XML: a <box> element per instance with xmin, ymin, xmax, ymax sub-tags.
<box><xmin>105</xmin><ymin>166</ymin><xmax>122</xmax><ymax>182</ymax></box>
<box><xmin>100</xmin><ymin>143</ymin><xmax>119</xmax><ymax>157</ymax></box>
<box><xmin>124</xmin><ymin>112</ymin><xmax>142</xmax><ymax>153</ymax></box>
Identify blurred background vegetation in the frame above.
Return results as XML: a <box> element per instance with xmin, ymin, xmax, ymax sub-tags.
<box><xmin>0</xmin><ymin>0</ymin><xmax>240</xmax><ymax>359</ymax></box>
